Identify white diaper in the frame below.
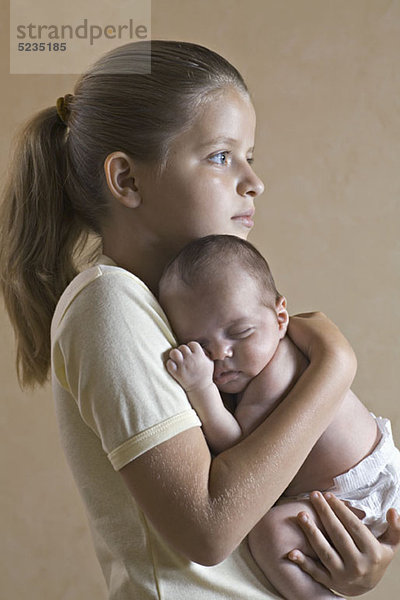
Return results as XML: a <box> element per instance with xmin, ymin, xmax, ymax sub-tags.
<box><xmin>289</xmin><ymin>415</ymin><xmax>400</xmax><ymax>537</ymax></box>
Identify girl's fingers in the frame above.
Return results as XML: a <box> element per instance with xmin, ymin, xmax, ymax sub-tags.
<box><xmin>295</xmin><ymin>511</ymin><xmax>343</xmax><ymax>572</ymax></box>
<box><xmin>380</xmin><ymin>509</ymin><xmax>400</xmax><ymax>549</ymax></box>
<box><xmin>290</xmin><ymin>494</ymin><xmax>400</xmax><ymax>596</ymax></box>
<box><xmin>310</xmin><ymin>492</ymin><xmax>376</xmax><ymax>557</ymax></box>
<box><xmin>287</xmin><ymin>550</ymin><xmax>330</xmax><ymax>587</ymax></box>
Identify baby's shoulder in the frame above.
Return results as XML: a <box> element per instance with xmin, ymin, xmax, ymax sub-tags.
<box><xmin>277</xmin><ymin>335</ymin><xmax>309</xmax><ymax>375</ymax></box>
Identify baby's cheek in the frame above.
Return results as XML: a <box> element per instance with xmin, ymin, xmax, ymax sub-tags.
<box><xmin>240</xmin><ymin>347</ymin><xmax>261</xmax><ymax>376</ymax></box>
<box><xmin>248</xmin><ymin>347</ymin><xmax>273</xmax><ymax>377</ymax></box>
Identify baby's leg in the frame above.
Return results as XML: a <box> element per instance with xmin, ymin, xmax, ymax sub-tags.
<box><xmin>248</xmin><ymin>500</ymin><xmax>344</xmax><ymax>600</ymax></box>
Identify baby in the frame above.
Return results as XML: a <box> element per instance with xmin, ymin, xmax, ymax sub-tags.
<box><xmin>158</xmin><ymin>234</ymin><xmax>400</xmax><ymax>600</ymax></box>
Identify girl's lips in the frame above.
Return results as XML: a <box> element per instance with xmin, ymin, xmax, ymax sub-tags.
<box><xmin>232</xmin><ymin>216</ymin><xmax>254</xmax><ymax>228</ymax></box>
<box><xmin>231</xmin><ymin>209</ymin><xmax>255</xmax><ymax>229</ymax></box>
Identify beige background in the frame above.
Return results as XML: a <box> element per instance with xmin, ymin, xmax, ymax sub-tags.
<box><xmin>1</xmin><ymin>0</ymin><xmax>399</xmax><ymax>598</ymax></box>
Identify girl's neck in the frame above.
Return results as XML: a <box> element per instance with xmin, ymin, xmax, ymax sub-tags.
<box><xmin>102</xmin><ymin>233</ymin><xmax>181</xmax><ymax>297</ymax></box>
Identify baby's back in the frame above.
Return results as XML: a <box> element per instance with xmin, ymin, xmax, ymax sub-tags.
<box><xmin>235</xmin><ymin>335</ymin><xmax>380</xmax><ymax>497</ymax></box>
<box><xmin>284</xmin><ymin>389</ymin><xmax>379</xmax><ymax>496</ymax></box>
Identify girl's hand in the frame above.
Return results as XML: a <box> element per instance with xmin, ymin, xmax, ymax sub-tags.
<box><xmin>288</xmin><ymin>491</ymin><xmax>400</xmax><ymax>596</ymax></box>
<box><xmin>288</xmin><ymin>312</ymin><xmax>357</xmax><ymax>381</ymax></box>
<box><xmin>166</xmin><ymin>341</ymin><xmax>214</xmax><ymax>393</ymax></box>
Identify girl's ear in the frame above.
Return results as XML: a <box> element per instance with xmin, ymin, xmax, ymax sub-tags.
<box><xmin>275</xmin><ymin>295</ymin><xmax>289</xmax><ymax>339</ymax></box>
<box><xmin>103</xmin><ymin>151</ymin><xmax>142</xmax><ymax>209</ymax></box>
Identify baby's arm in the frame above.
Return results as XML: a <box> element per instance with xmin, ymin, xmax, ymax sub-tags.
<box><xmin>166</xmin><ymin>342</ymin><xmax>243</xmax><ymax>453</ymax></box>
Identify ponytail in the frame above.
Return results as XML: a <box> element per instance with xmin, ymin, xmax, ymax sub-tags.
<box><xmin>0</xmin><ymin>108</ymin><xmax>88</xmax><ymax>388</ymax></box>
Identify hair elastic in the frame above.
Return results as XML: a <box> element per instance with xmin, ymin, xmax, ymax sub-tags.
<box><xmin>56</xmin><ymin>94</ymin><xmax>74</xmax><ymax>125</ymax></box>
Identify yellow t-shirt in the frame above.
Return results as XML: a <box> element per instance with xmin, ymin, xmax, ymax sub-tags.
<box><xmin>51</xmin><ymin>257</ymin><xmax>281</xmax><ymax>599</ymax></box>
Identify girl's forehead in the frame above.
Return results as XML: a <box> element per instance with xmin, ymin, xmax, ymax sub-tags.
<box><xmin>183</xmin><ymin>88</ymin><xmax>256</xmax><ymax>147</ymax></box>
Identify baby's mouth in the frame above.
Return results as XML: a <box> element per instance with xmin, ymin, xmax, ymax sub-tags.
<box><xmin>213</xmin><ymin>370</ymin><xmax>241</xmax><ymax>386</ymax></box>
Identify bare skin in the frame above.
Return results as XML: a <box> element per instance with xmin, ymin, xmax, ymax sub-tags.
<box><xmin>160</xmin><ymin>265</ymin><xmax>388</xmax><ymax>598</ymax></box>
<box><xmin>101</xmin><ymin>87</ymin><xmax>400</xmax><ymax>593</ymax></box>
<box><xmin>160</xmin><ymin>269</ymin><xmax>379</xmax><ymax>491</ymax></box>
<box><xmin>121</xmin><ymin>313</ymin><xmax>358</xmax><ymax>565</ymax></box>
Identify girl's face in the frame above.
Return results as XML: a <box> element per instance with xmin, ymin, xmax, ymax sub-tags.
<box><xmin>134</xmin><ymin>87</ymin><xmax>264</xmax><ymax>248</ymax></box>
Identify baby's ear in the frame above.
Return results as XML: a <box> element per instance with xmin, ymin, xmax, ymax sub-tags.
<box><xmin>276</xmin><ymin>296</ymin><xmax>289</xmax><ymax>339</ymax></box>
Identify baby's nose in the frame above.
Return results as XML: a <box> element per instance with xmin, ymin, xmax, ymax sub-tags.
<box><xmin>208</xmin><ymin>341</ymin><xmax>233</xmax><ymax>361</ymax></box>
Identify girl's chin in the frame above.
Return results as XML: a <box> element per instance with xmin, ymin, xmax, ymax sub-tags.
<box><xmin>230</xmin><ymin>228</ymin><xmax>250</xmax><ymax>241</ymax></box>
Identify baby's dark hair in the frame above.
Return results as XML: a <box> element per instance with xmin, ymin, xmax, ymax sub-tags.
<box><xmin>159</xmin><ymin>234</ymin><xmax>280</xmax><ymax>303</ymax></box>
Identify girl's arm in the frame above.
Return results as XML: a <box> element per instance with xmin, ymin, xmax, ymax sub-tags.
<box><xmin>120</xmin><ymin>312</ymin><xmax>355</xmax><ymax>563</ymax></box>
<box><xmin>166</xmin><ymin>341</ymin><xmax>244</xmax><ymax>453</ymax></box>
<box><xmin>120</xmin><ymin>313</ymin><xmax>400</xmax><ymax>591</ymax></box>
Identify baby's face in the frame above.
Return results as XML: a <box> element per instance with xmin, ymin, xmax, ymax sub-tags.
<box><xmin>161</xmin><ymin>269</ymin><xmax>287</xmax><ymax>394</ymax></box>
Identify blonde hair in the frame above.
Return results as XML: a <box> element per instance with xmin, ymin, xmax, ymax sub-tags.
<box><xmin>0</xmin><ymin>40</ymin><xmax>248</xmax><ymax>388</ymax></box>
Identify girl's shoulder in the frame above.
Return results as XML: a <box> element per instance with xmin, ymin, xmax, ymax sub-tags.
<box><xmin>50</xmin><ymin>261</ymin><xmax>161</xmax><ymax>342</ymax></box>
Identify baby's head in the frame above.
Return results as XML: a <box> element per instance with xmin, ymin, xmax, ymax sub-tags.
<box><xmin>159</xmin><ymin>235</ymin><xmax>288</xmax><ymax>394</ymax></box>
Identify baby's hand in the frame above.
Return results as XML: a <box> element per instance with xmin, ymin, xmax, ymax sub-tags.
<box><xmin>166</xmin><ymin>342</ymin><xmax>214</xmax><ymax>393</ymax></box>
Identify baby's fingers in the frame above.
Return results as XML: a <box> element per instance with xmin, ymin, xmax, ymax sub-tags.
<box><xmin>187</xmin><ymin>341</ymin><xmax>205</xmax><ymax>355</ymax></box>
<box><xmin>169</xmin><ymin>344</ymin><xmax>193</xmax><ymax>361</ymax></box>
<box><xmin>169</xmin><ymin>348</ymin><xmax>184</xmax><ymax>364</ymax></box>
<box><xmin>167</xmin><ymin>347</ymin><xmax>188</xmax><ymax>375</ymax></box>
<box><xmin>166</xmin><ymin>358</ymin><xmax>178</xmax><ymax>375</ymax></box>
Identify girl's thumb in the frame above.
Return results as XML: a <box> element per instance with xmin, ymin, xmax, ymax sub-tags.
<box><xmin>380</xmin><ymin>509</ymin><xmax>400</xmax><ymax>549</ymax></box>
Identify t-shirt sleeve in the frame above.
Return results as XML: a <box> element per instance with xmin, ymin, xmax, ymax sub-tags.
<box><xmin>51</xmin><ymin>266</ymin><xmax>201</xmax><ymax>470</ymax></box>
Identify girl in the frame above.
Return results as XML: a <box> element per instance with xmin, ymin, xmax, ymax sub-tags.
<box><xmin>1</xmin><ymin>40</ymin><xmax>399</xmax><ymax>599</ymax></box>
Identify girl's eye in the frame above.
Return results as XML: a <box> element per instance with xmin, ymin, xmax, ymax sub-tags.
<box><xmin>209</xmin><ymin>151</ymin><xmax>231</xmax><ymax>165</ymax></box>
<box><xmin>247</xmin><ymin>157</ymin><xmax>254</xmax><ymax>165</ymax></box>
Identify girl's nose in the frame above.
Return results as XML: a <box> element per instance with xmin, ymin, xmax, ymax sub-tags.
<box><xmin>208</xmin><ymin>341</ymin><xmax>233</xmax><ymax>361</ymax></box>
<box><xmin>237</xmin><ymin>165</ymin><xmax>265</xmax><ymax>198</ymax></box>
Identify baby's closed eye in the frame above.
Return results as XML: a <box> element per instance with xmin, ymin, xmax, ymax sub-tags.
<box><xmin>228</xmin><ymin>327</ymin><xmax>255</xmax><ymax>339</ymax></box>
